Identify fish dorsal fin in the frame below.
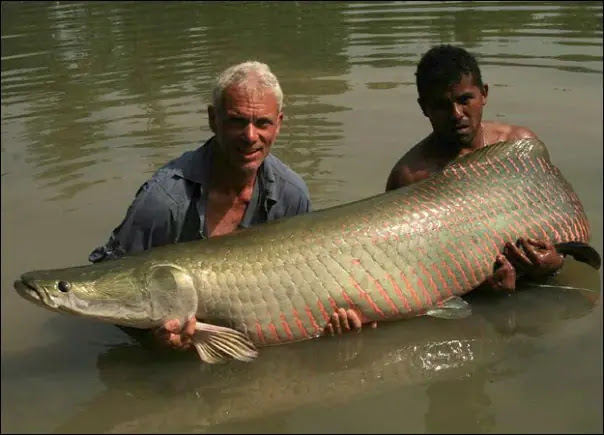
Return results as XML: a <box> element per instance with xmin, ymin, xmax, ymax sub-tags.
<box><xmin>447</xmin><ymin>138</ymin><xmax>551</xmax><ymax>167</ymax></box>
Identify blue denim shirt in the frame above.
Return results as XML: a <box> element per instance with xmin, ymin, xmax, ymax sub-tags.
<box><xmin>89</xmin><ymin>137</ymin><xmax>311</xmax><ymax>262</ymax></box>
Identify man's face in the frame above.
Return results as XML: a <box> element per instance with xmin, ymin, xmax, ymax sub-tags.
<box><xmin>209</xmin><ymin>83</ymin><xmax>283</xmax><ymax>174</ymax></box>
<box><xmin>419</xmin><ymin>74</ymin><xmax>488</xmax><ymax>147</ymax></box>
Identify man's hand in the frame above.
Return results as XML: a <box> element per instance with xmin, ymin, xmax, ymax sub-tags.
<box><xmin>153</xmin><ymin>316</ymin><xmax>197</xmax><ymax>350</ymax></box>
<box><xmin>484</xmin><ymin>253</ymin><xmax>517</xmax><ymax>293</ymax></box>
<box><xmin>323</xmin><ymin>308</ymin><xmax>378</xmax><ymax>336</ymax></box>
<box><xmin>504</xmin><ymin>238</ymin><xmax>564</xmax><ymax>280</ymax></box>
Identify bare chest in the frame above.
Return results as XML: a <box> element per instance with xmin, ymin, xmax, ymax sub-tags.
<box><xmin>205</xmin><ymin>191</ymin><xmax>250</xmax><ymax>237</ymax></box>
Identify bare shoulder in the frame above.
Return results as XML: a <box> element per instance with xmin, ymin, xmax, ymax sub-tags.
<box><xmin>508</xmin><ymin>124</ymin><xmax>539</xmax><ymax>141</ymax></box>
<box><xmin>386</xmin><ymin>139</ymin><xmax>435</xmax><ymax>191</ymax></box>
<box><xmin>484</xmin><ymin>121</ymin><xmax>539</xmax><ymax>143</ymax></box>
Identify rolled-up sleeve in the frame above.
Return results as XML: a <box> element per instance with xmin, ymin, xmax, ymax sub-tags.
<box><xmin>89</xmin><ymin>179</ymin><xmax>176</xmax><ymax>263</ymax></box>
<box><xmin>296</xmin><ymin>192</ymin><xmax>312</xmax><ymax>214</ymax></box>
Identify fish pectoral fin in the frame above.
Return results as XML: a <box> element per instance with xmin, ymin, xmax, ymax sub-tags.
<box><xmin>192</xmin><ymin>321</ymin><xmax>258</xmax><ymax>364</ymax></box>
<box><xmin>425</xmin><ymin>296</ymin><xmax>472</xmax><ymax>320</ymax></box>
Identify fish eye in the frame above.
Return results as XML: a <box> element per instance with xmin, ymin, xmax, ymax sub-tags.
<box><xmin>57</xmin><ymin>281</ymin><xmax>71</xmax><ymax>292</ymax></box>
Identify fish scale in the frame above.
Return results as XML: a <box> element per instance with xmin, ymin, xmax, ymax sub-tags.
<box><xmin>194</xmin><ymin>139</ymin><xmax>592</xmax><ymax>345</ymax></box>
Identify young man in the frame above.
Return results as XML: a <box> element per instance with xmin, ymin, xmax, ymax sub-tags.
<box><xmin>90</xmin><ymin>61</ymin><xmax>360</xmax><ymax>351</ymax></box>
<box><xmin>386</xmin><ymin>45</ymin><xmax>564</xmax><ymax>290</ymax></box>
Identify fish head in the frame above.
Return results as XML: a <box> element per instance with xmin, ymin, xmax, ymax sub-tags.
<box><xmin>13</xmin><ymin>259</ymin><xmax>197</xmax><ymax>329</ymax></box>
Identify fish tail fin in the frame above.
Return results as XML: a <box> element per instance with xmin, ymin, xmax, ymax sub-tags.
<box><xmin>555</xmin><ymin>242</ymin><xmax>602</xmax><ymax>270</ymax></box>
<box><xmin>193</xmin><ymin>322</ymin><xmax>258</xmax><ymax>364</ymax></box>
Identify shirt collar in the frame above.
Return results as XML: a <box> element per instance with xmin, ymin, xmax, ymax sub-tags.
<box><xmin>178</xmin><ymin>136</ymin><xmax>279</xmax><ymax>204</ymax></box>
<box><xmin>178</xmin><ymin>137</ymin><xmax>214</xmax><ymax>187</ymax></box>
<box><xmin>261</xmin><ymin>155</ymin><xmax>279</xmax><ymax>204</ymax></box>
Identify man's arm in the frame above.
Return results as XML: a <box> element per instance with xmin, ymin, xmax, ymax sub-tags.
<box><xmin>89</xmin><ymin>179</ymin><xmax>175</xmax><ymax>263</ymax></box>
<box><xmin>385</xmin><ymin>162</ymin><xmax>414</xmax><ymax>191</ymax></box>
<box><xmin>485</xmin><ymin>121</ymin><xmax>538</xmax><ymax>144</ymax></box>
<box><xmin>385</xmin><ymin>141</ymin><xmax>431</xmax><ymax>192</ymax></box>
<box><xmin>277</xmin><ymin>177</ymin><xmax>312</xmax><ymax>217</ymax></box>
<box><xmin>295</xmin><ymin>190</ymin><xmax>312</xmax><ymax>214</ymax></box>
<box><xmin>509</xmin><ymin>125</ymin><xmax>538</xmax><ymax>141</ymax></box>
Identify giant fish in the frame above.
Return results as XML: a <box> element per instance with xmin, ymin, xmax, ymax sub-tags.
<box><xmin>13</xmin><ymin>139</ymin><xmax>602</xmax><ymax>363</ymax></box>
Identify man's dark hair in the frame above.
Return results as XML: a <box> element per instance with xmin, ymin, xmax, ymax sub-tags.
<box><xmin>416</xmin><ymin>45</ymin><xmax>484</xmax><ymax>100</ymax></box>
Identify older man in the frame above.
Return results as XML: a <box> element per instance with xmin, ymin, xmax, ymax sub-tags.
<box><xmin>90</xmin><ymin>61</ymin><xmax>359</xmax><ymax>350</ymax></box>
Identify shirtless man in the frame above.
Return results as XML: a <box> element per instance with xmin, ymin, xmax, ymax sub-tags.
<box><xmin>386</xmin><ymin>45</ymin><xmax>564</xmax><ymax>290</ymax></box>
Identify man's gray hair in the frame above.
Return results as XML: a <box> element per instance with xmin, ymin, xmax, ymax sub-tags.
<box><xmin>212</xmin><ymin>61</ymin><xmax>283</xmax><ymax>113</ymax></box>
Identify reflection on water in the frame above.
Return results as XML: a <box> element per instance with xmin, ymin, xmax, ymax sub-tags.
<box><xmin>1</xmin><ymin>1</ymin><xmax>602</xmax><ymax>433</ymax></box>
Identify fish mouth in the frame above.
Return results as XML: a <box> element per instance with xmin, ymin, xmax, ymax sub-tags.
<box><xmin>14</xmin><ymin>279</ymin><xmax>56</xmax><ymax>308</ymax></box>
